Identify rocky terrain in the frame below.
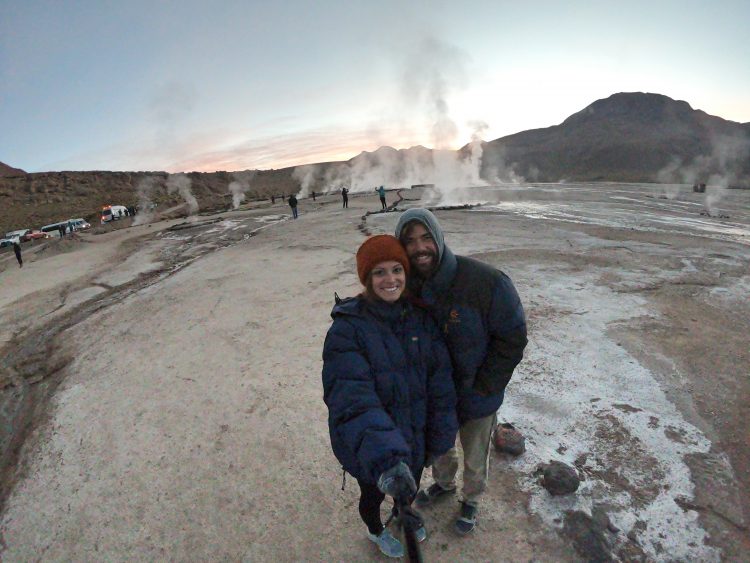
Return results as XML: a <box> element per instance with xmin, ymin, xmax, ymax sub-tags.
<box><xmin>0</xmin><ymin>184</ymin><xmax>747</xmax><ymax>561</ymax></box>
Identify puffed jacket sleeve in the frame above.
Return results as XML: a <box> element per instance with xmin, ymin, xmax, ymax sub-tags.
<box><xmin>424</xmin><ymin>318</ymin><xmax>459</xmax><ymax>458</ymax></box>
<box><xmin>473</xmin><ymin>272</ymin><xmax>528</xmax><ymax>397</ymax></box>
<box><xmin>322</xmin><ymin>318</ymin><xmax>410</xmax><ymax>483</ymax></box>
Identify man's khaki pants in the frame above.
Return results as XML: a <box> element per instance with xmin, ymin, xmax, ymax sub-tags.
<box><xmin>431</xmin><ymin>413</ymin><xmax>496</xmax><ymax>507</ymax></box>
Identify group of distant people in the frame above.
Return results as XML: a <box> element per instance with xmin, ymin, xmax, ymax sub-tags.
<box><xmin>272</xmin><ymin>185</ymin><xmax>392</xmax><ymax>216</ymax></box>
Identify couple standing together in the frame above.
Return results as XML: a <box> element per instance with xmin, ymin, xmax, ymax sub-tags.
<box><xmin>322</xmin><ymin>208</ymin><xmax>528</xmax><ymax>558</ymax></box>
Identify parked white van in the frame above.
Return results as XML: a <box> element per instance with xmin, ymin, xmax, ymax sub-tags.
<box><xmin>101</xmin><ymin>205</ymin><xmax>129</xmax><ymax>224</ymax></box>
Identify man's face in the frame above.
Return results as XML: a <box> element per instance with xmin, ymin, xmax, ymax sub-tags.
<box><xmin>402</xmin><ymin>222</ymin><xmax>439</xmax><ymax>279</ymax></box>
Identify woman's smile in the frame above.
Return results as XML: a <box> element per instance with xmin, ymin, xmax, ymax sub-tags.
<box><xmin>370</xmin><ymin>260</ymin><xmax>406</xmax><ymax>303</ymax></box>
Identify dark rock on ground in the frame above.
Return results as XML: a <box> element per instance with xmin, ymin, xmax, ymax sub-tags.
<box><xmin>562</xmin><ymin>510</ymin><xmax>614</xmax><ymax>563</ymax></box>
<box><xmin>493</xmin><ymin>422</ymin><xmax>526</xmax><ymax>456</ymax></box>
<box><xmin>537</xmin><ymin>460</ymin><xmax>580</xmax><ymax>495</ymax></box>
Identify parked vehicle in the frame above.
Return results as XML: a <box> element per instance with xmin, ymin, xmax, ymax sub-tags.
<box><xmin>5</xmin><ymin>229</ymin><xmax>50</xmax><ymax>242</ymax></box>
<box><xmin>101</xmin><ymin>205</ymin><xmax>129</xmax><ymax>224</ymax></box>
<box><xmin>4</xmin><ymin>229</ymin><xmax>29</xmax><ymax>241</ymax></box>
<box><xmin>40</xmin><ymin>221</ymin><xmax>69</xmax><ymax>234</ymax></box>
<box><xmin>69</xmin><ymin>218</ymin><xmax>91</xmax><ymax>231</ymax></box>
<box><xmin>22</xmin><ymin>229</ymin><xmax>49</xmax><ymax>241</ymax></box>
<box><xmin>0</xmin><ymin>237</ymin><xmax>19</xmax><ymax>248</ymax></box>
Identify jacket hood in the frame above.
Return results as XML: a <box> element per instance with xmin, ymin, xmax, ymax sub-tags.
<box><xmin>395</xmin><ymin>208</ymin><xmax>445</xmax><ymax>263</ymax></box>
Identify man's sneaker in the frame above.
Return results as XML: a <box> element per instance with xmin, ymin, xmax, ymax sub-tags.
<box><xmin>367</xmin><ymin>528</ymin><xmax>404</xmax><ymax>558</ymax></box>
<box><xmin>454</xmin><ymin>502</ymin><xmax>478</xmax><ymax>535</ymax></box>
<box><xmin>415</xmin><ymin>526</ymin><xmax>427</xmax><ymax>543</ymax></box>
<box><xmin>414</xmin><ymin>483</ymin><xmax>455</xmax><ymax>507</ymax></box>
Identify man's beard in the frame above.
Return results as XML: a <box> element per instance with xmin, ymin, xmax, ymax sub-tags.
<box><xmin>410</xmin><ymin>251</ymin><xmax>438</xmax><ymax>279</ymax></box>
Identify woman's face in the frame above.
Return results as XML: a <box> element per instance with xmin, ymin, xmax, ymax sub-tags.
<box><xmin>369</xmin><ymin>260</ymin><xmax>406</xmax><ymax>303</ymax></box>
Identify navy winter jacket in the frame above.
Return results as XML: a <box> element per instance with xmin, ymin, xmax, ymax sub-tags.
<box><xmin>322</xmin><ymin>296</ymin><xmax>458</xmax><ymax>484</ymax></box>
<box><xmin>395</xmin><ymin>209</ymin><xmax>528</xmax><ymax>423</ymax></box>
<box><xmin>418</xmin><ymin>247</ymin><xmax>528</xmax><ymax>422</ymax></box>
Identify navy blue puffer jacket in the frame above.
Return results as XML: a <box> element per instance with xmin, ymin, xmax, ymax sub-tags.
<box><xmin>322</xmin><ymin>296</ymin><xmax>458</xmax><ymax>484</ymax></box>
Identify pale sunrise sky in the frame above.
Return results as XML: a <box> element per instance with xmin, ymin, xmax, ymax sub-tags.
<box><xmin>1</xmin><ymin>0</ymin><xmax>749</xmax><ymax>173</ymax></box>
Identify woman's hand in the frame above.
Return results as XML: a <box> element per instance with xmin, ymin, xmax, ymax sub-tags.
<box><xmin>377</xmin><ymin>461</ymin><xmax>417</xmax><ymax>499</ymax></box>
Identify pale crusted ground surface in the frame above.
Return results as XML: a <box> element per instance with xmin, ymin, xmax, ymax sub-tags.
<box><xmin>0</xmin><ymin>185</ymin><xmax>747</xmax><ymax>561</ymax></box>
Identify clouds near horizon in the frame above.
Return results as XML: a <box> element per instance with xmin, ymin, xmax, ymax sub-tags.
<box><xmin>2</xmin><ymin>0</ymin><xmax>749</xmax><ymax>172</ymax></box>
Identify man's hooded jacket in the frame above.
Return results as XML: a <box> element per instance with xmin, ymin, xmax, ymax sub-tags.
<box><xmin>396</xmin><ymin>208</ymin><xmax>528</xmax><ymax>422</ymax></box>
<box><xmin>322</xmin><ymin>296</ymin><xmax>458</xmax><ymax>484</ymax></box>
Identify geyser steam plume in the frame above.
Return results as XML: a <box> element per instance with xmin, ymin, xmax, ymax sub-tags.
<box><xmin>399</xmin><ymin>37</ymin><xmax>488</xmax><ymax>204</ymax></box>
<box><xmin>290</xmin><ymin>38</ymin><xmax>499</xmax><ymax>205</ymax></box>
<box><xmin>228</xmin><ymin>170</ymin><xmax>257</xmax><ymax>209</ymax></box>
<box><xmin>132</xmin><ymin>175</ymin><xmax>160</xmax><ymax>226</ymax></box>
<box><xmin>656</xmin><ymin>132</ymin><xmax>750</xmax><ymax>214</ymax></box>
<box><xmin>166</xmin><ymin>173</ymin><xmax>199</xmax><ymax>215</ymax></box>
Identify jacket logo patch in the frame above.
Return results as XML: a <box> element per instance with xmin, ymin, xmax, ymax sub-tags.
<box><xmin>444</xmin><ymin>309</ymin><xmax>460</xmax><ymax>334</ymax></box>
<box><xmin>411</xmin><ymin>336</ymin><xmax>419</xmax><ymax>342</ymax></box>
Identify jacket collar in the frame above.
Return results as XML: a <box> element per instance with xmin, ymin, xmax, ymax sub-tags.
<box><xmin>331</xmin><ymin>294</ymin><xmax>408</xmax><ymax>323</ymax></box>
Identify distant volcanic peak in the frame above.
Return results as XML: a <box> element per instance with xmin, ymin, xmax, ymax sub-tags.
<box><xmin>565</xmin><ymin>92</ymin><xmax>695</xmax><ymax>126</ymax></box>
<box><xmin>0</xmin><ymin>161</ymin><xmax>26</xmax><ymax>177</ymax></box>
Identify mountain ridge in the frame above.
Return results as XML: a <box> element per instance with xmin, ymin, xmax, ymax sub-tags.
<box><xmin>1</xmin><ymin>92</ymin><xmax>749</xmax><ymax>233</ymax></box>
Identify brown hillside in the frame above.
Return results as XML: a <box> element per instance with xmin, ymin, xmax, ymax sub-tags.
<box><xmin>0</xmin><ymin>168</ymin><xmax>299</xmax><ymax>234</ymax></box>
<box><xmin>0</xmin><ymin>161</ymin><xmax>26</xmax><ymax>177</ymax></box>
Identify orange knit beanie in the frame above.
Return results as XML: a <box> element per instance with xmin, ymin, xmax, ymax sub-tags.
<box><xmin>356</xmin><ymin>234</ymin><xmax>410</xmax><ymax>285</ymax></box>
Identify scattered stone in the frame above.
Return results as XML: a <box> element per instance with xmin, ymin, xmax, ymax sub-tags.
<box><xmin>537</xmin><ymin>460</ymin><xmax>580</xmax><ymax>495</ymax></box>
<box><xmin>562</xmin><ymin>510</ymin><xmax>614</xmax><ymax>562</ymax></box>
<box><xmin>612</xmin><ymin>403</ymin><xmax>642</xmax><ymax>413</ymax></box>
<box><xmin>493</xmin><ymin>422</ymin><xmax>526</xmax><ymax>456</ymax></box>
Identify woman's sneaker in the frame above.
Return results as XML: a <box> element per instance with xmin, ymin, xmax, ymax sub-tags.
<box><xmin>367</xmin><ymin>528</ymin><xmax>404</xmax><ymax>558</ymax></box>
<box><xmin>414</xmin><ymin>483</ymin><xmax>455</xmax><ymax>507</ymax></box>
<box><xmin>415</xmin><ymin>526</ymin><xmax>427</xmax><ymax>543</ymax></box>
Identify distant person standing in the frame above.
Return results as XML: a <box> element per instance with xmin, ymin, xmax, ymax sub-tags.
<box><xmin>271</xmin><ymin>195</ymin><xmax>276</xmax><ymax>204</ymax></box>
<box><xmin>288</xmin><ymin>194</ymin><xmax>299</xmax><ymax>219</ymax></box>
<box><xmin>12</xmin><ymin>241</ymin><xmax>22</xmax><ymax>268</ymax></box>
<box><xmin>342</xmin><ymin>187</ymin><xmax>349</xmax><ymax>208</ymax></box>
<box><xmin>377</xmin><ymin>185</ymin><xmax>387</xmax><ymax>210</ymax></box>
<box><xmin>311</xmin><ymin>190</ymin><xmax>316</xmax><ymax>201</ymax></box>
<box><xmin>58</xmin><ymin>224</ymin><xmax>65</xmax><ymax>238</ymax></box>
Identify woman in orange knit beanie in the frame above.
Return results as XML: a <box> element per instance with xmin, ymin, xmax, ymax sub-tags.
<box><xmin>322</xmin><ymin>234</ymin><xmax>458</xmax><ymax>558</ymax></box>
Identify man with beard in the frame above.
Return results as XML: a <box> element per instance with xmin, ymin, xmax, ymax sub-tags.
<box><xmin>395</xmin><ymin>208</ymin><xmax>527</xmax><ymax>535</ymax></box>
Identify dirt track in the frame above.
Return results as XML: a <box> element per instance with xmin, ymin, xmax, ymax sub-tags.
<box><xmin>0</xmin><ymin>185</ymin><xmax>747</xmax><ymax>561</ymax></box>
